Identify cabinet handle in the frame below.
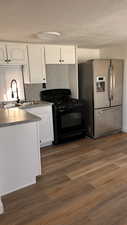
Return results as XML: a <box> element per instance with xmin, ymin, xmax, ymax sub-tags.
<box><xmin>4</xmin><ymin>59</ymin><xmax>8</xmax><ymax>62</ymax></box>
<box><xmin>59</xmin><ymin>59</ymin><xmax>61</xmax><ymax>63</ymax></box>
<box><xmin>8</xmin><ymin>59</ymin><xmax>11</xmax><ymax>62</ymax></box>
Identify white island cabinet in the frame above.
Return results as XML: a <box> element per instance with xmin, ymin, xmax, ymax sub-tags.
<box><xmin>25</xmin><ymin>105</ymin><xmax>54</xmax><ymax>147</ymax></box>
<box><xmin>0</xmin><ymin>108</ymin><xmax>41</xmax><ymax>197</ymax></box>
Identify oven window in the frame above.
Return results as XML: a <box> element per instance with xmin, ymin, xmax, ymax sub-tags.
<box><xmin>61</xmin><ymin>112</ymin><xmax>82</xmax><ymax>129</ymax></box>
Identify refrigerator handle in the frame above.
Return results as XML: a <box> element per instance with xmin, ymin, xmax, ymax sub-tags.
<box><xmin>108</xmin><ymin>61</ymin><xmax>113</xmax><ymax>103</ymax></box>
<box><xmin>108</xmin><ymin>65</ymin><xmax>110</xmax><ymax>102</ymax></box>
<box><xmin>112</xmin><ymin>64</ymin><xmax>115</xmax><ymax>89</ymax></box>
<box><xmin>108</xmin><ymin>63</ymin><xmax>111</xmax><ymax>103</ymax></box>
<box><xmin>111</xmin><ymin>63</ymin><xmax>114</xmax><ymax>100</ymax></box>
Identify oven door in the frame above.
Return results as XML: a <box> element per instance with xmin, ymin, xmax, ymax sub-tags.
<box><xmin>57</xmin><ymin>106</ymin><xmax>85</xmax><ymax>138</ymax></box>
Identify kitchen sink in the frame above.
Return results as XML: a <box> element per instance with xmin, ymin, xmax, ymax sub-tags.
<box><xmin>15</xmin><ymin>101</ymin><xmax>40</xmax><ymax>107</ymax></box>
<box><xmin>0</xmin><ymin>101</ymin><xmax>40</xmax><ymax>109</ymax></box>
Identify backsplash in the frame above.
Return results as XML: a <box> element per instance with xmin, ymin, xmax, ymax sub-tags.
<box><xmin>24</xmin><ymin>84</ymin><xmax>43</xmax><ymax>101</ymax></box>
<box><xmin>46</xmin><ymin>64</ymin><xmax>70</xmax><ymax>89</ymax></box>
<box><xmin>24</xmin><ymin>65</ymin><xmax>76</xmax><ymax>101</ymax></box>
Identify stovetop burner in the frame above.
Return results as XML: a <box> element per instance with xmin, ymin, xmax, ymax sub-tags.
<box><xmin>40</xmin><ymin>89</ymin><xmax>80</xmax><ymax>108</ymax></box>
<box><xmin>40</xmin><ymin>88</ymin><xmax>84</xmax><ymax>111</ymax></box>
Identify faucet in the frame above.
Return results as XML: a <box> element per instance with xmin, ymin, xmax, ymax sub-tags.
<box><xmin>11</xmin><ymin>79</ymin><xmax>20</xmax><ymax>103</ymax></box>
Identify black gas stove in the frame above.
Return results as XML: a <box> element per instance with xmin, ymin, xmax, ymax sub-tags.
<box><xmin>40</xmin><ymin>89</ymin><xmax>85</xmax><ymax>144</ymax></box>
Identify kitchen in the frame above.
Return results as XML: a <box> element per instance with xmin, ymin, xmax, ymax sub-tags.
<box><xmin>0</xmin><ymin>43</ymin><xmax>79</xmax><ymax>213</ymax></box>
<box><xmin>0</xmin><ymin>42</ymin><xmax>125</xmax><ymax>219</ymax></box>
<box><xmin>1</xmin><ymin>1</ymin><xmax>127</xmax><ymax>224</ymax></box>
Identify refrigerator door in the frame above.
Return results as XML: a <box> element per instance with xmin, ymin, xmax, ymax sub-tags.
<box><xmin>94</xmin><ymin>106</ymin><xmax>122</xmax><ymax>138</ymax></box>
<box><xmin>111</xmin><ymin>60</ymin><xmax>123</xmax><ymax>106</ymax></box>
<box><xmin>93</xmin><ymin>60</ymin><xmax>110</xmax><ymax>109</ymax></box>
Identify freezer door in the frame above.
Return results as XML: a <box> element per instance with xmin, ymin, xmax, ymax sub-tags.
<box><xmin>93</xmin><ymin>60</ymin><xmax>110</xmax><ymax>109</ymax></box>
<box><xmin>94</xmin><ymin>106</ymin><xmax>122</xmax><ymax>138</ymax></box>
<box><xmin>111</xmin><ymin>60</ymin><xmax>123</xmax><ymax>106</ymax></box>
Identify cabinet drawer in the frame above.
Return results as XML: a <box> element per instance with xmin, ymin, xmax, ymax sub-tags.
<box><xmin>94</xmin><ymin>106</ymin><xmax>122</xmax><ymax>138</ymax></box>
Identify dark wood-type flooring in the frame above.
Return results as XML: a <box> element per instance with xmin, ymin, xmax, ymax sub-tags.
<box><xmin>1</xmin><ymin>133</ymin><xmax>127</xmax><ymax>225</ymax></box>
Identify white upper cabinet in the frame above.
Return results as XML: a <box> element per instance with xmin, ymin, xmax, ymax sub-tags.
<box><xmin>0</xmin><ymin>44</ymin><xmax>7</xmax><ymax>64</ymax></box>
<box><xmin>45</xmin><ymin>45</ymin><xmax>76</xmax><ymax>64</ymax></box>
<box><xmin>0</xmin><ymin>43</ymin><xmax>29</xmax><ymax>83</ymax></box>
<box><xmin>60</xmin><ymin>46</ymin><xmax>75</xmax><ymax>64</ymax></box>
<box><xmin>0</xmin><ymin>43</ymin><xmax>27</xmax><ymax>65</ymax></box>
<box><xmin>27</xmin><ymin>44</ymin><xmax>46</xmax><ymax>83</ymax></box>
<box><xmin>45</xmin><ymin>45</ymin><xmax>60</xmax><ymax>64</ymax></box>
<box><xmin>6</xmin><ymin>44</ymin><xmax>27</xmax><ymax>64</ymax></box>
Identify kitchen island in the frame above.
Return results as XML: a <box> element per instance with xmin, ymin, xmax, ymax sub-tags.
<box><xmin>0</xmin><ymin>108</ymin><xmax>41</xmax><ymax>198</ymax></box>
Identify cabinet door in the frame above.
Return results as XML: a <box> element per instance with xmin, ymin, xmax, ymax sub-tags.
<box><xmin>28</xmin><ymin>45</ymin><xmax>46</xmax><ymax>83</ymax></box>
<box><xmin>45</xmin><ymin>45</ymin><xmax>60</xmax><ymax>64</ymax></box>
<box><xmin>7</xmin><ymin>44</ymin><xmax>27</xmax><ymax>64</ymax></box>
<box><xmin>60</xmin><ymin>46</ymin><xmax>75</xmax><ymax>64</ymax></box>
<box><xmin>0</xmin><ymin>44</ymin><xmax>7</xmax><ymax>64</ymax></box>
<box><xmin>41</xmin><ymin>47</ymin><xmax>46</xmax><ymax>83</ymax></box>
<box><xmin>25</xmin><ymin>106</ymin><xmax>54</xmax><ymax>147</ymax></box>
<box><xmin>39</xmin><ymin>111</ymin><xmax>53</xmax><ymax>146</ymax></box>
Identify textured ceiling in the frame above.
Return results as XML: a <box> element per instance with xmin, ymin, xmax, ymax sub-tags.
<box><xmin>1</xmin><ymin>0</ymin><xmax>127</xmax><ymax>47</ymax></box>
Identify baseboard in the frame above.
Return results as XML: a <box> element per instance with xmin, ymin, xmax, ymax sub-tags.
<box><xmin>1</xmin><ymin>178</ymin><xmax>36</xmax><ymax>197</ymax></box>
<box><xmin>40</xmin><ymin>141</ymin><xmax>53</xmax><ymax>148</ymax></box>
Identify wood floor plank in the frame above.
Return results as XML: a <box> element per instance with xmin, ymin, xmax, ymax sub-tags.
<box><xmin>1</xmin><ymin>133</ymin><xmax>127</xmax><ymax>225</ymax></box>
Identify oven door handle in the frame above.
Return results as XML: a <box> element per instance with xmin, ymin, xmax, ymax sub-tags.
<box><xmin>59</xmin><ymin>108</ymin><xmax>73</xmax><ymax>113</ymax></box>
<box><xmin>59</xmin><ymin>109</ymin><xmax>65</xmax><ymax>113</ymax></box>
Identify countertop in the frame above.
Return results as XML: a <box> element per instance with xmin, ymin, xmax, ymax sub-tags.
<box><xmin>0</xmin><ymin>108</ymin><xmax>41</xmax><ymax>128</ymax></box>
<box><xmin>19</xmin><ymin>101</ymin><xmax>53</xmax><ymax>109</ymax></box>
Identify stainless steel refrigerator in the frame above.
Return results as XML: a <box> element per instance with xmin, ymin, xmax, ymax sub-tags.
<box><xmin>78</xmin><ymin>59</ymin><xmax>123</xmax><ymax>138</ymax></box>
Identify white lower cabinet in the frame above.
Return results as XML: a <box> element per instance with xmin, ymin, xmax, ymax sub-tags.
<box><xmin>0</xmin><ymin>121</ymin><xmax>41</xmax><ymax>196</ymax></box>
<box><xmin>25</xmin><ymin>105</ymin><xmax>54</xmax><ymax>147</ymax></box>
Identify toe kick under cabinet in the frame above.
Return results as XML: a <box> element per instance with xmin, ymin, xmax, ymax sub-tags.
<box><xmin>24</xmin><ymin>105</ymin><xmax>54</xmax><ymax>147</ymax></box>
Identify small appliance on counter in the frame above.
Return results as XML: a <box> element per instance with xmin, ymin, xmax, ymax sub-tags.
<box><xmin>78</xmin><ymin>59</ymin><xmax>123</xmax><ymax>138</ymax></box>
<box><xmin>40</xmin><ymin>89</ymin><xmax>86</xmax><ymax>144</ymax></box>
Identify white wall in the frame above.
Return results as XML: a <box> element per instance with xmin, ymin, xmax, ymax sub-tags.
<box><xmin>77</xmin><ymin>48</ymin><xmax>100</xmax><ymax>63</ymax></box>
<box><xmin>100</xmin><ymin>45</ymin><xmax>127</xmax><ymax>59</ymax></box>
<box><xmin>46</xmin><ymin>64</ymin><xmax>70</xmax><ymax>89</ymax></box>
<box><xmin>99</xmin><ymin>45</ymin><xmax>127</xmax><ymax>132</ymax></box>
<box><xmin>45</xmin><ymin>64</ymin><xmax>78</xmax><ymax>98</ymax></box>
